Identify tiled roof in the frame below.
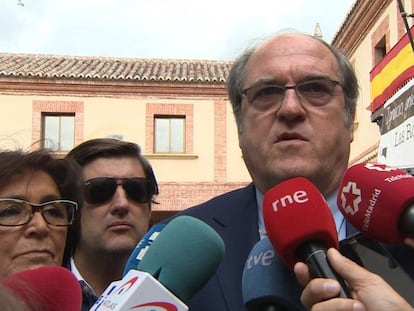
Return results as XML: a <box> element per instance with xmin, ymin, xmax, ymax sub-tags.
<box><xmin>0</xmin><ymin>53</ymin><xmax>231</xmax><ymax>83</ymax></box>
<box><xmin>331</xmin><ymin>0</ymin><xmax>359</xmax><ymax>44</ymax></box>
<box><xmin>349</xmin><ymin>141</ymin><xmax>379</xmax><ymax>165</ymax></box>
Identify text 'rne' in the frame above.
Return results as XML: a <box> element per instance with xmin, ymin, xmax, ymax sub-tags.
<box><xmin>271</xmin><ymin>190</ymin><xmax>309</xmax><ymax>212</ymax></box>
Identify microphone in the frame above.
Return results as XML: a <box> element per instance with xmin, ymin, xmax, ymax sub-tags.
<box><xmin>122</xmin><ymin>223</ymin><xmax>166</xmax><ymax>277</ymax></box>
<box><xmin>242</xmin><ymin>237</ymin><xmax>306</xmax><ymax>311</ymax></box>
<box><xmin>338</xmin><ymin>162</ymin><xmax>414</xmax><ymax>245</ymax></box>
<box><xmin>90</xmin><ymin>215</ymin><xmax>225</xmax><ymax>311</ymax></box>
<box><xmin>1</xmin><ymin>266</ymin><xmax>82</xmax><ymax>311</ymax></box>
<box><xmin>263</xmin><ymin>177</ymin><xmax>351</xmax><ymax>298</ymax></box>
<box><xmin>136</xmin><ymin>215</ymin><xmax>225</xmax><ymax>302</ymax></box>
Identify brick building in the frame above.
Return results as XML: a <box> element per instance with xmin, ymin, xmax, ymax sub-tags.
<box><xmin>2</xmin><ymin>0</ymin><xmax>414</xmax><ymax>221</ymax></box>
<box><xmin>0</xmin><ymin>55</ymin><xmax>250</xmax><ymax>222</ymax></box>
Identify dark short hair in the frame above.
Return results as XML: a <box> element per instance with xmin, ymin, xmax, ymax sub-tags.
<box><xmin>0</xmin><ymin>148</ymin><xmax>83</xmax><ymax>267</ymax></box>
<box><xmin>66</xmin><ymin>138</ymin><xmax>158</xmax><ymax>197</ymax></box>
<box><xmin>227</xmin><ymin>32</ymin><xmax>359</xmax><ymax>134</ymax></box>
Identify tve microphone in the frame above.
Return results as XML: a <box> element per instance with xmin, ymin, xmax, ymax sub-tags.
<box><xmin>90</xmin><ymin>215</ymin><xmax>225</xmax><ymax>310</ymax></box>
<box><xmin>1</xmin><ymin>266</ymin><xmax>82</xmax><ymax>311</ymax></box>
<box><xmin>263</xmin><ymin>177</ymin><xmax>350</xmax><ymax>298</ymax></box>
<box><xmin>122</xmin><ymin>223</ymin><xmax>166</xmax><ymax>277</ymax></box>
<box><xmin>338</xmin><ymin>162</ymin><xmax>414</xmax><ymax>245</ymax></box>
<box><xmin>242</xmin><ymin>237</ymin><xmax>306</xmax><ymax>311</ymax></box>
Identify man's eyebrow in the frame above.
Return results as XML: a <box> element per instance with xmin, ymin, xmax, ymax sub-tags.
<box><xmin>244</xmin><ymin>79</ymin><xmax>280</xmax><ymax>89</ymax></box>
<box><xmin>300</xmin><ymin>74</ymin><xmax>333</xmax><ymax>81</ymax></box>
<box><xmin>245</xmin><ymin>75</ymin><xmax>335</xmax><ymax>90</ymax></box>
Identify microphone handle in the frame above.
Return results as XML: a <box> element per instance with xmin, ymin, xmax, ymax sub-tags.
<box><xmin>265</xmin><ymin>306</ymin><xmax>289</xmax><ymax>311</ymax></box>
<box><xmin>247</xmin><ymin>303</ymin><xmax>291</xmax><ymax>311</ymax></box>
<box><xmin>296</xmin><ymin>242</ymin><xmax>351</xmax><ymax>298</ymax></box>
<box><xmin>398</xmin><ymin>203</ymin><xmax>414</xmax><ymax>235</ymax></box>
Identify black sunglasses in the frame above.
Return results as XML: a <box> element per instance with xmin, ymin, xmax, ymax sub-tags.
<box><xmin>84</xmin><ymin>177</ymin><xmax>154</xmax><ymax>205</ymax></box>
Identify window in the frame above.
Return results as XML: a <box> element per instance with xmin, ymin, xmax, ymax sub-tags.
<box><xmin>42</xmin><ymin>114</ymin><xmax>75</xmax><ymax>151</ymax></box>
<box><xmin>154</xmin><ymin>116</ymin><xmax>185</xmax><ymax>153</ymax></box>
<box><xmin>374</xmin><ymin>36</ymin><xmax>387</xmax><ymax>66</ymax></box>
<box><xmin>146</xmin><ymin>103</ymin><xmax>193</xmax><ymax>155</ymax></box>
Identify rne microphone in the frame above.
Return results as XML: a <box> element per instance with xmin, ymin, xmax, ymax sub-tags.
<box><xmin>122</xmin><ymin>223</ymin><xmax>166</xmax><ymax>277</ymax></box>
<box><xmin>90</xmin><ymin>215</ymin><xmax>225</xmax><ymax>311</ymax></box>
<box><xmin>1</xmin><ymin>266</ymin><xmax>82</xmax><ymax>311</ymax></box>
<box><xmin>338</xmin><ymin>162</ymin><xmax>414</xmax><ymax>245</ymax></box>
<box><xmin>242</xmin><ymin>237</ymin><xmax>306</xmax><ymax>311</ymax></box>
<box><xmin>263</xmin><ymin>177</ymin><xmax>351</xmax><ymax>298</ymax></box>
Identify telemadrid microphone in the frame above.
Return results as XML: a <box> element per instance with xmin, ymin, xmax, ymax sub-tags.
<box><xmin>337</xmin><ymin>162</ymin><xmax>414</xmax><ymax>245</ymax></box>
<box><xmin>1</xmin><ymin>266</ymin><xmax>82</xmax><ymax>311</ymax></box>
<box><xmin>91</xmin><ymin>215</ymin><xmax>225</xmax><ymax>311</ymax></box>
<box><xmin>242</xmin><ymin>237</ymin><xmax>306</xmax><ymax>311</ymax></box>
<box><xmin>263</xmin><ymin>177</ymin><xmax>351</xmax><ymax>298</ymax></box>
<box><xmin>122</xmin><ymin>223</ymin><xmax>166</xmax><ymax>277</ymax></box>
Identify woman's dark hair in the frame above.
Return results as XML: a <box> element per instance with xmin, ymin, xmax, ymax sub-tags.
<box><xmin>0</xmin><ymin>148</ymin><xmax>83</xmax><ymax>266</ymax></box>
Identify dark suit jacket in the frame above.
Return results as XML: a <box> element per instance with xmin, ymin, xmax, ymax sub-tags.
<box><xmin>171</xmin><ymin>183</ymin><xmax>414</xmax><ymax>311</ymax></box>
<box><xmin>173</xmin><ymin>183</ymin><xmax>259</xmax><ymax>311</ymax></box>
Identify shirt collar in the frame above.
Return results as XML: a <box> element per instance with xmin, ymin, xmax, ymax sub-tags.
<box><xmin>70</xmin><ymin>257</ymin><xmax>97</xmax><ymax>296</ymax></box>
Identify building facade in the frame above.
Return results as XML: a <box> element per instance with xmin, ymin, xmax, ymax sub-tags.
<box><xmin>0</xmin><ymin>56</ymin><xmax>250</xmax><ymax>222</ymax></box>
<box><xmin>2</xmin><ymin>0</ymin><xmax>413</xmax><ymax>220</ymax></box>
<box><xmin>332</xmin><ymin>0</ymin><xmax>414</xmax><ymax>169</ymax></box>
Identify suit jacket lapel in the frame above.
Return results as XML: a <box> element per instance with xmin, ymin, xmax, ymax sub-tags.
<box><xmin>211</xmin><ymin>184</ymin><xmax>260</xmax><ymax>310</ymax></box>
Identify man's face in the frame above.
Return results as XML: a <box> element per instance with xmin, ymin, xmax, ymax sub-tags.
<box><xmin>79</xmin><ymin>157</ymin><xmax>151</xmax><ymax>256</ymax></box>
<box><xmin>239</xmin><ymin>34</ymin><xmax>354</xmax><ymax>196</ymax></box>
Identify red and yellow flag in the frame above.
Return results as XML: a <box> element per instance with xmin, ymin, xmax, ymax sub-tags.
<box><xmin>370</xmin><ymin>26</ymin><xmax>414</xmax><ymax>112</ymax></box>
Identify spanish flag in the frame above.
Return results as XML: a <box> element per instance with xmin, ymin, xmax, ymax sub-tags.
<box><xmin>370</xmin><ymin>26</ymin><xmax>414</xmax><ymax>112</ymax></box>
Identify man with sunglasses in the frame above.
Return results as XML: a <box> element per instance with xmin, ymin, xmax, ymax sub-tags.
<box><xmin>66</xmin><ymin>138</ymin><xmax>158</xmax><ymax>311</ymax></box>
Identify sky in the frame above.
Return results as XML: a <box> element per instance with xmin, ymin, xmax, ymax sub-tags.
<box><xmin>0</xmin><ymin>0</ymin><xmax>356</xmax><ymax>61</ymax></box>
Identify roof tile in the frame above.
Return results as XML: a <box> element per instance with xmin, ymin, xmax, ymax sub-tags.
<box><xmin>0</xmin><ymin>53</ymin><xmax>232</xmax><ymax>84</ymax></box>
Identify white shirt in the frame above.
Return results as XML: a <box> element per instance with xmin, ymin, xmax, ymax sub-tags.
<box><xmin>70</xmin><ymin>257</ymin><xmax>97</xmax><ymax>297</ymax></box>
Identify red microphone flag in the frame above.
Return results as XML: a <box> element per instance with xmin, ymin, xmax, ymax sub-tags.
<box><xmin>1</xmin><ymin>266</ymin><xmax>82</xmax><ymax>311</ymax></box>
<box><xmin>263</xmin><ymin>177</ymin><xmax>338</xmax><ymax>268</ymax></box>
<box><xmin>338</xmin><ymin>162</ymin><xmax>414</xmax><ymax>244</ymax></box>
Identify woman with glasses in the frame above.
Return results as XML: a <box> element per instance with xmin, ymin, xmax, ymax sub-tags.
<box><xmin>0</xmin><ymin>148</ymin><xmax>82</xmax><ymax>278</ymax></box>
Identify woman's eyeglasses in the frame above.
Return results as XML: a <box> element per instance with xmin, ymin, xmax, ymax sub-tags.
<box><xmin>0</xmin><ymin>198</ymin><xmax>78</xmax><ymax>226</ymax></box>
<box><xmin>84</xmin><ymin>177</ymin><xmax>155</xmax><ymax>205</ymax></box>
